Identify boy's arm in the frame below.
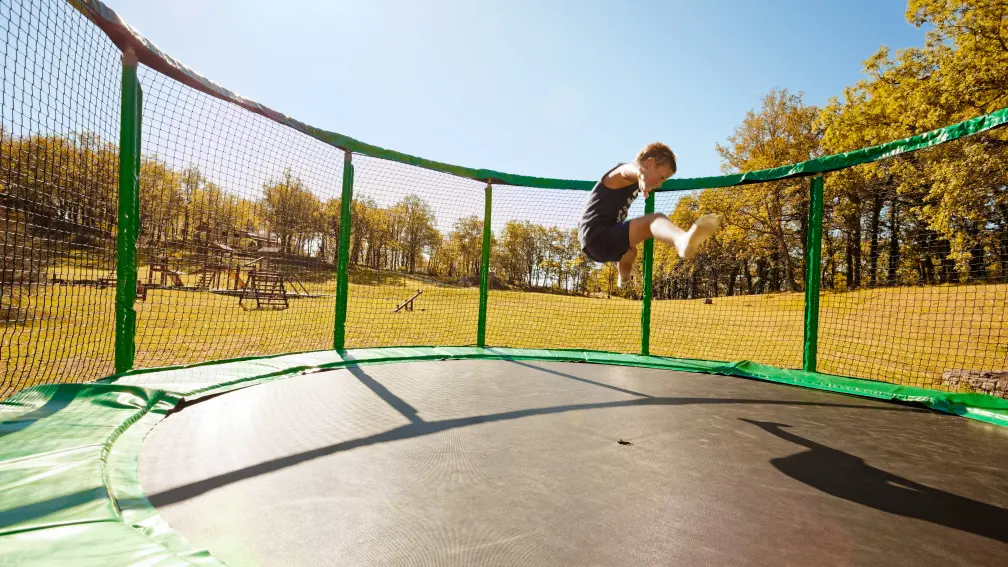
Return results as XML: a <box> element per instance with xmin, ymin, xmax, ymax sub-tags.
<box><xmin>602</xmin><ymin>162</ymin><xmax>654</xmax><ymax>198</ymax></box>
<box><xmin>601</xmin><ymin>163</ymin><xmax>641</xmax><ymax>189</ymax></box>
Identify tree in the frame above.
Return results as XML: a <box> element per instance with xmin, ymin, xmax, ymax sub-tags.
<box><xmin>191</xmin><ymin>182</ymin><xmax>246</xmax><ymax>245</ymax></box>
<box><xmin>496</xmin><ymin>221</ymin><xmax>542</xmax><ymax>287</ymax></box>
<box><xmin>349</xmin><ymin>197</ymin><xmax>375</xmax><ymax>265</ymax></box>
<box><xmin>138</xmin><ymin>158</ymin><xmax>182</xmax><ymax>246</ymax></box>
<box><xmin>321</xmin><ymin>198</ymin><xmax>342</xmax><ymax>263</ymax></box>
<box><xmin>1</xmin><ymin>133</ymin><xmax>117</xmax><ymax>245</ymax></box>
<box><xmin>816</xmin><ymin>1</ymin><xmax>1008</xmax><ymax>287</ymax></box>
<box><xmin>178</xmin><ymin>166</ymin><xmax>204</xmax><ymax>247</ymax></box>
<box><xmin>450</xmin><ymin>216</ymin><xmax>484</xmax><ymax>278</ymax></box>
<box><xmin>395</xmin><ymin>195</ymin><xmax>437</xmax><ymax>273</ymax></box>
<box><xmin>261</xmin><ymin>168</ymin><xmax>321</xmax><ymax>255</ymax></box>
<box><xmin>907</xmin><ymin>0</ymin><xmax>1008</xmax><ymax>121</ymax></box>
<box><xmin>715</xmin><ymin>88</ymin><xmax>823</xmax><ymax>292</ymax></box>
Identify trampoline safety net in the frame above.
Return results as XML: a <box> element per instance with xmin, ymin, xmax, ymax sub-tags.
<box><xmin>1</xmin><ymin>0</ymin><xmax>1007</xmax><ymax>404</ymax></box>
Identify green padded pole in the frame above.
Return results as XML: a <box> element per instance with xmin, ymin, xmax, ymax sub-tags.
<box><xmin>133</xmin><ymin>86</ymin><xmax>142</xmax><ymax>243</ymax></box>
<box><xmin>115</xmin><ymin>49</ymin><xmax>141</xmax><ymax>374</ymax></box>
<box><xmin>641</xmin><ymin>193</ymin><xmax>656</xmax><ymax>356</ymax></box>
<box><xmin>333</xmin><ymin>150</ymin><xmax>354</xmax><ymax>350</ymax></box>
<box><xmin>477</xmin><ymin>182</ymin><xmax>492</xmax><ymax>347</ymax></box>
<box><xmin>803</xmin><ymin>175</ymin><xmax>825</xmax><ymax>372</ymax></box>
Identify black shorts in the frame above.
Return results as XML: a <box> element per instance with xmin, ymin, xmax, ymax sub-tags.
<box><xmin>581</xmin><ymin>222</ymin><xmax>631</xmax><ymax>263</ymax></box>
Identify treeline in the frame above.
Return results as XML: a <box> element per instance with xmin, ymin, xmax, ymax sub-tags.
<box><xmin>1</xmin><ymin>133</ymin><xmax>119</xmax><ymax>245</ymax></box>
<box><xmin>0</xmin><ymin>137</ymin><xmax>613</xmax><ymax>295</ymax></box>
<box><xmin>636</xmin><ymin>1</ymin><xmax>1008</xmax><ymax>299</ymax></box>
<box><xmin>139</xmin><ymin>161</ymin><xmax>608</xmax><ymax>292</ymax></box>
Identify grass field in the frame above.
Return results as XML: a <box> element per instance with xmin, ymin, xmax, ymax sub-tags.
<box><xmin>3</xmin><ymin>265</ymin><xmax>1006</xmax><ymax>399</ymax></box>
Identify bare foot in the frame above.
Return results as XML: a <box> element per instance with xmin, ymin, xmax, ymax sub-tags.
<box><xmin>674</xmin><ymin>213</ymin><xmax>721</xmax><ymax>260</ymax></box>
<box><xmin>617</xmin><ymin>264</ymin><xmax>632</xmax><ymax>288</ymax></box>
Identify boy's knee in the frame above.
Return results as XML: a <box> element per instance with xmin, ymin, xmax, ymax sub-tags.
<box><xmin>642</xmin><ymin>213</ymin><xmax>667</xmax><ymax>226</ymax></box>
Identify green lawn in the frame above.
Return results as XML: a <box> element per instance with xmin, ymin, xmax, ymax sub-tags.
<box><xmin>3</xmin><ymin>267</ymin><xmax>1005</xmax><ymax>399</ymax></box>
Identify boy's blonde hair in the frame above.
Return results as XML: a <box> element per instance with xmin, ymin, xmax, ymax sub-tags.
<box><xmin>635</xmin><ymin>142</ymin><xmax>677</xmax><ymax>175</ymax></box>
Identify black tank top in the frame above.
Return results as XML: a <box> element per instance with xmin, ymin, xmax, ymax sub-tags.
<box><xmin>578</xmin><ymin>164</ymin><xmax>640</xmax><ymax>246</ymax></box>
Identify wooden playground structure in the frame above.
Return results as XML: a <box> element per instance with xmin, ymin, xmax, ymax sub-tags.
<box><xmin>147</xmin><ymin>256</ymin><xmax>185</xmax><ymax>288</ymax></box>
<box><xmin>40</xmin><ymin>232</ymin><xmax>325</xmax><ymax>312</ymax></box>
<box><xmin>239</xmin><ymin>269</ymin><xmax>289</xmax><ymax>311</ymax></box>
<box><xmin>138</xmin><ymin>240</ymin><xmax>320</xmax><ymax>311</ymax></box>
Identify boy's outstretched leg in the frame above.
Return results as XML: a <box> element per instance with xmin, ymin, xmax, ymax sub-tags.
<box><xmin>617</xmin><ymin>246</ymin><xmax>637</xmax><ymax>288</ymax></box>
<box><xmin>629</xmin><ymin>213</ymin><xmax>720</xmax><ymax>260</ymax></box>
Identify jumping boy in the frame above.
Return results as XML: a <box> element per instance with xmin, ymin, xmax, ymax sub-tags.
<box><xmin>578</xmin><ymin>142</ymin><xmax>720</xmax><ymax>287</ymax></box>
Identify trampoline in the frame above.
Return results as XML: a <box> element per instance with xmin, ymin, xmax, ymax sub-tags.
<box><xmin>5</xmin><ymin>2</ymin><xmax>1008</xmax><ymax>566</ymax></box>
<box><xmin>137</xmin><ymin>359</ymin><xmax>1008</xmax><ymax>566</ymax></box>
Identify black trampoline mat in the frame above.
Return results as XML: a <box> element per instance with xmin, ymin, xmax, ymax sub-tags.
<box><xmin>139</xmin><ymin>360</ymin><xmax>1008</xmax><ymax>566</ymax></box>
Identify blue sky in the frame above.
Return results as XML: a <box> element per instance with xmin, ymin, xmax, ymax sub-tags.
<box><xmin>104</xmin><ymin>0</ymin><xmax>928</xmax><ymax>182</ymax></box>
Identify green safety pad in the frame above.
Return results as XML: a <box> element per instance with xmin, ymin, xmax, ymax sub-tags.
<box><xmin>0</xmin><ymin>383</ymin><xmax>216</xmax><ymax>565</ymax></box>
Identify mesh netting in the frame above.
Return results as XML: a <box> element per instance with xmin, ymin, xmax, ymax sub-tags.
<box><xmin>817</xmin><ymin>135</ymin><xmax>1008</xmax><ymax>396</ymax></box>
<box><xmin>649</xmin><ymin>183</ymin><xmax>807</xmax><ymax>369</ymax></box>
<box><xmin>487</xmin><ymin>183</ymin><xmax>640</xmax><ymax>352</ymax></box>
<box><xmin>133</xmin><ymin>69</ymin><xmax>345</xmax><ymax>368</ymax></box>
<box><xmin>345</xmin><ymin>155</ymin><xmax>483</xmax><ymax>347</ymax></box>
<box><xmin>1</xmin><ymin>0</ymin><xmax>121</xmax><ymax>398</ymax></box>
<box><xmin>1</xmin><ymin>0</ymin><xmax>1006</xmax><ymax>403</ymax></box>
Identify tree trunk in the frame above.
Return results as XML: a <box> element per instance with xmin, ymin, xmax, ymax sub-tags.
<box><xmin>845</xmin><ymin>233</ymin><xmax>854</xmax><ymax>291</ymax></box>
<box><xmin>726</xmin><ymin>264</ymin><xmax>739</xmax><ymax>296</ymax></box>
<box><xmin>799</xmin><ymin>188</ymin><xmax>809</xmax><ymax>277</ymax></box>
<box><xmin>1000</xmin><ymin>229</ymin><xmax>1008</xmax><ymax>280</ymax></box>
<box><xmin>922</xmin><ymin>255</ymin><xmax>935</xmax><ymax>284</ymax></box>
<box><xmin>968</xmin><ymin>234</ymin><xmax>987</xmax><ymax>282</ymax></box>
<box><xmin>823</xmin><ymin>229</ymin><xmax>835</xmax><ymax>290</ymax></box>
<box><xmin>852</xmin><ymin>205</ymin><xmax>862</xmax><ymax>289</ymax></box>
<box><xmin>771</xmin><ymin>188</ymin><xmax>797</xmax><ymax>291</ymax></box>
<box><xmin>887</xmin><ymin>199</ymin><xmax>899</xmax><ymax>286</ymax></box>
<box><xmin>709</xmin><ymin>259</ymin><xmax>720</xmax><ymax>297</ymax></box>
<box><xmin>868</xmin><ymin>192</ymin><xmax>882</xmax><ymax>287</ymax></box>
<box><xmin>938</xmin><ymin>238</ymin><xmax>958</xmax><ymax>283</ymax></box>
<box><xmin>775</xmin><ymin>226</ymin><xmax>795</xmax><ymax>292</ymax></box>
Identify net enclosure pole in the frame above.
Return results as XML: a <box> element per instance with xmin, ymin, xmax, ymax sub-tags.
<box><xmin>640</xmin><ymin>192</ymin><xmax>656</xmax><ymax>356</ymax></box>
<box><xmin>803</xmin><ymin>175</ymin><xmax>825</xmax><ymax>372</ymax></box>
<box><xmin>115</xmin><ymin>48</ymin><xmax>141</xmax><ymax>374</ymax></box>
<box><xmin>477</xmin><ymin>182</ymin><xmax>492</xmax><ymax>348</ymax></box>
<box><xmin>333</xmin><ymin>150</ymin><xmax>354</xmax><ymax>350</ymax></box>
